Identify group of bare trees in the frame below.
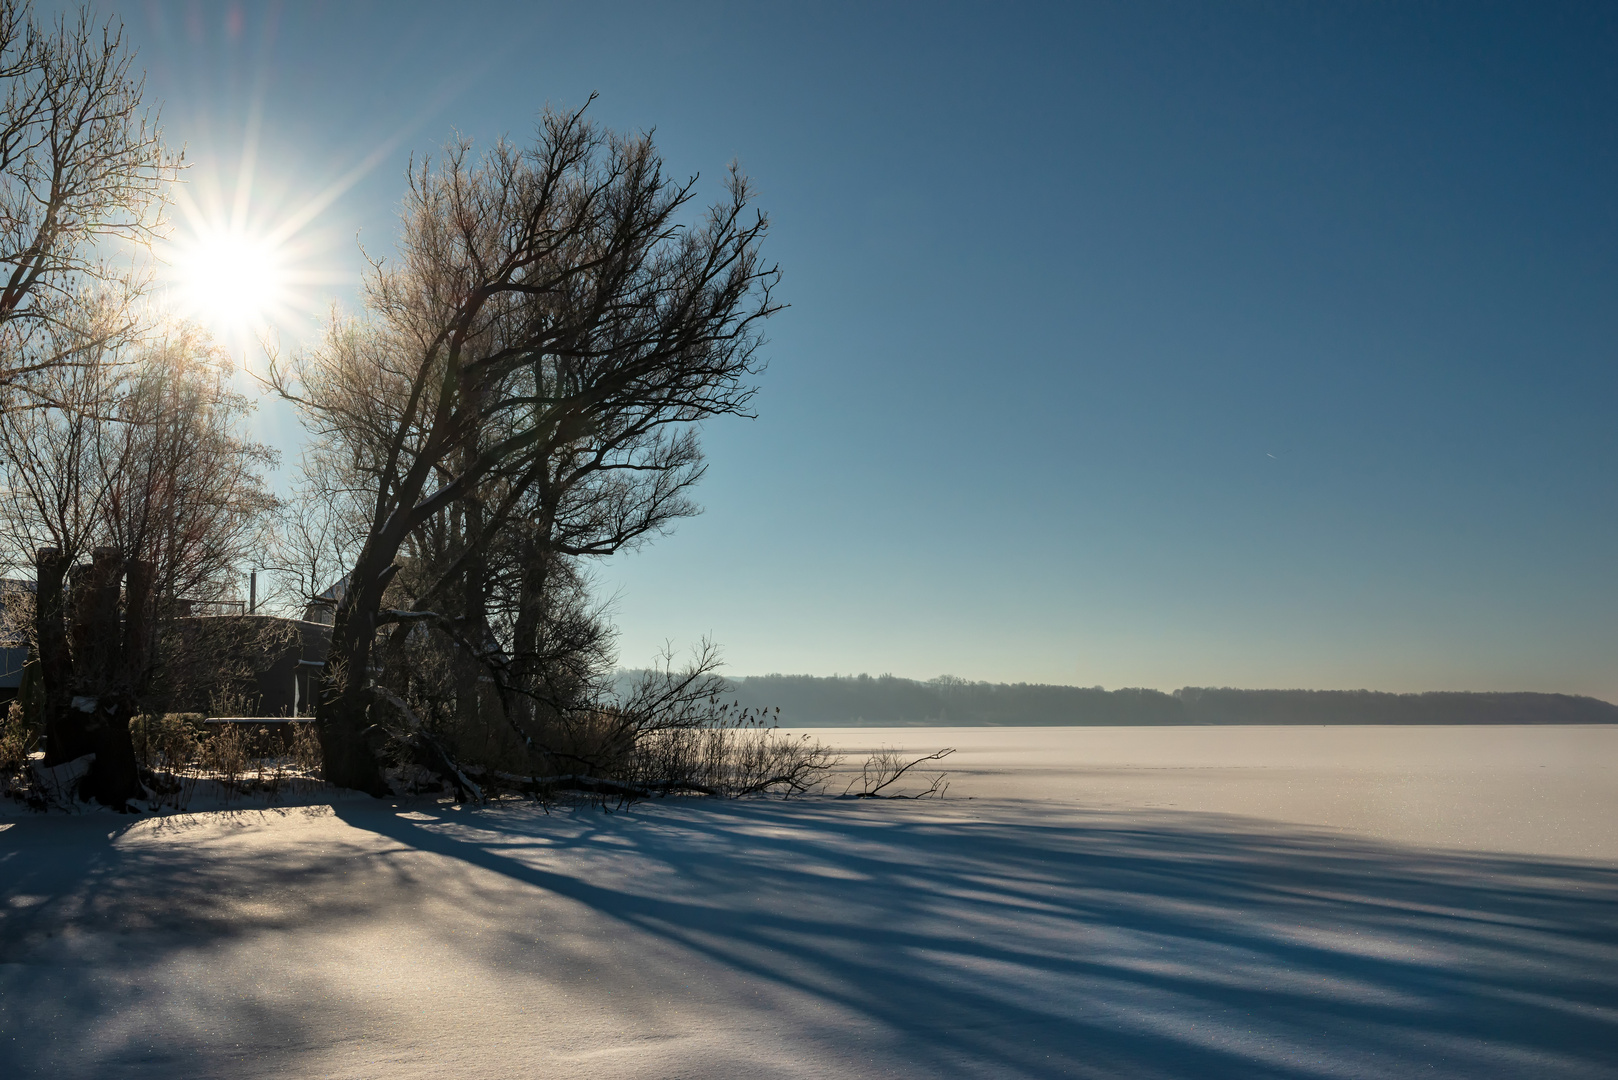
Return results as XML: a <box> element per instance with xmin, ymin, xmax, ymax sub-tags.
<box><xmin>0</xmin><ymin>325</ymin><xmax>276</xmax><ymax>603</ymax></box>
<box><xmin>0</xmin><ymin>321</ymin><xmax>279</xmax><ymax>800</ymax></box>
<box><xmin>0</xmin><ymin>1</ymin><xmax>269</xmax><ymax>804</ymax></box>
<box><xmin>2</xmin><ymin>1</ymin><xmax>798</xmax><ymax>806</ymax></box>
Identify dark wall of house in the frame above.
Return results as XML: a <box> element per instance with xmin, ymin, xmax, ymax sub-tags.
<box><xmin>0</xmin><ymin>645</ymin><xmax>26</xmax><ymax>703</ymax></box>
<box><xmin>165</xmin><ymin>616</ymin><xmax>332</xmax><ymax>717</ymax></box>
<box><xmin>249</xmin><ymin>619</ymin><xmax>332</xmax><ymax>717</ymax></box>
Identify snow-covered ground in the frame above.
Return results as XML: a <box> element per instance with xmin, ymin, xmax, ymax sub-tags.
<box><xmin>2</xmin><ymin>725</ymin><xmax>1615</xmax><ymax>1078</ymax></box>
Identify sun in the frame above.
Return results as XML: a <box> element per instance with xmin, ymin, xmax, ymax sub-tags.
<box><xmin>160</xmin><ymin>130</ymin><xmax>366</xmax><ymax>353</ymax></box>
<box><xmin>175</xmin><ymin>230</ymin><xmax>287</xmax><ymax>332</ymax></box>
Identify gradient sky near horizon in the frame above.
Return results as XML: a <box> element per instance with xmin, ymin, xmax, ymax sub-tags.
<box><xmin>84</xmin><ymin>1</ymin><xmax>1618</xmax><ymax>699</ymax></box>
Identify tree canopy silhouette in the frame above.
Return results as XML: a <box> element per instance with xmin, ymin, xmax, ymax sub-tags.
<box><xmin>271</xmin><ymin>101</ymin><xmax>779</xmax><ymax>793</ymax></box>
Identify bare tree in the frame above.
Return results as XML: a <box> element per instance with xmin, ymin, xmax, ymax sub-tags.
<box><xmin>0</xmin><ymin>0</ymin><xmax>176</xmax><ymax>390</ymax></box>
<box><xmin>98</xmin><ymin>323</ymin><xmax>279</xmax><ymax>616</ymax></box>
<box><xmin>0</xmin><ymin>315</ymin><xmax>110</xmax><ymax>570</ymax></box>
<box><xmin>0</xmin><ymin>319</ymin><xmax>276</xmax><ymax>608</ymax></box>
<box><xmin>271</xmin><ymin>101</ymin><xmax>779</xmax><ymax>794</ymax></box>
<box><xmin>0</xmin><ymin>318</ymin><xmax>277</xmax><ymax>804</ymax></box>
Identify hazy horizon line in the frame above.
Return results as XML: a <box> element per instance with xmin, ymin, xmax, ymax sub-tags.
<box><xmin>615</xmin><ymin>669</ymin><xmax>1616</xmax><ymax>706</ymax></box>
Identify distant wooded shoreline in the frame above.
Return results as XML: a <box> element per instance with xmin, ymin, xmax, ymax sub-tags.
<box><xmin>650</xmin><ymin>673</ymin><xmax>1618</xmax><ymax>727</ymax></box>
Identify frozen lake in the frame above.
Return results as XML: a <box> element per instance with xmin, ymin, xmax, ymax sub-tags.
<box><xmin>2</xmin><ymin>725</ymin><xmax>1615</xmax><ymax>1078</ymax></box>
<box><xmin>815</xmin><ymin>724</ymin><xmax>1618</xmax><ymax>860</ymax></box>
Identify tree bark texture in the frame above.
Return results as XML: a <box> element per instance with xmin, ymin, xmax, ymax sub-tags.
<box><xmin>314</xmin><ymin>549</ymin><xmax>393</xmax><ymax>796</ymax></box>
<box><xmin>36</xmin><ymin>545</ymin><xmax>149</xmax><ymax>806</ymax></box>
<box><xmin>36</xmin><ymin>546</ymin><xmax>81</xmax><ymax>764</ymax></box>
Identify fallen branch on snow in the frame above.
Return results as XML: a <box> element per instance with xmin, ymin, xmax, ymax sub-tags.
<box><xmin>841</xmin><ymin>748</ymin><xmax>955</xmax><ymax>799</ymax></box>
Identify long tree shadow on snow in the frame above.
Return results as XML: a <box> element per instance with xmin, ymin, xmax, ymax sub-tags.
<box><xmin>338</xmin><ymin>799</ymin><xmax>1618</xmax><ymax>1079</ymax></box>
<box><xmin>2</xmin><ymin>800</ymin><xmax>1616</xmax><ymax>1079</ymax></box>
<box><xmin>0</xmin><ymin>807</ymin><xmax>416</xmax><ymax>1075</ymax></box>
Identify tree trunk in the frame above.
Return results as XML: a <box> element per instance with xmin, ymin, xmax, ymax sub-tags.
<box><xmin>508</xmin><ymin>536</ymin><xmax>549</xmax><ymax>742</ymax></box>
<box><xmin>314</xmin><ymin>554</ymin><xmax>392</xmax><ymax>796</ymax></box>
<box><xmin>36</xmin><ymin>547</ymin><xmax>83</xmax><ymax>765</ymax></box>
<box><xmin>38</xmin><ymin>546</ymin><xmax>143</xmax><ymax>806</ymax></box>
<box><xmin>122</xmin><ymin>559</ymin><xmax>153</xmax><ymax>687</ymax></box>
<box><xmin>453</xmin><ymin>493</ymin><xmax>487</xmax><ymax>743</ymax></box>
<box><xmin>73</xmin><ymin>547</ymin><xmax>142</xmax><ymax>807</ymax></box>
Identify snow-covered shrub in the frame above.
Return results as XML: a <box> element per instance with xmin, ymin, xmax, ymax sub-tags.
<box><xmin>0</xmin><ymin>701</ymin><xmax>38</xmax><ymax>800</ymax></box>
<box><xmin>202</xmin><ymin>723</ymin><xmax>250</xmax><ymax>794</ymax></box>
<box><xmin>130</xmin><ymin>713</ymin><xmax>203</xmax><ymax>773</ymax></box>
<box><xmin>291</xmin><ymin>721</ymin><xmax>322</xmax><ymax>775</ymax></box>
<box><xmin>626</xmin><ymin>712</ymin><xmax>838</xmax><ymax>798</ymax></box>
<box><xmin>128</xmin><ymin>713</ymin><xmax>205</xmax><ymax>811</ymax></box>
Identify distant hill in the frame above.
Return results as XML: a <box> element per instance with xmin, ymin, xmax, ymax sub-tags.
<box><xmin>637</xmin><ymin>673</ymin><xmax>1618</xmax><ymax>726</ymax></box>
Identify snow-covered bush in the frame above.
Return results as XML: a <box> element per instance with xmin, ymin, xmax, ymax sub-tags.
<box><xmin>626</xmin><ymin>713</ymin><xmax>838</xmax><ymax>798</ymax></box>
<box><xmin>201</xmin><ymin>724</ymin><xmax>250</xmax><ymax>793</ymax></box>
<box><xmin>130</xmin><ymin>712</ymin><xmax>203</xmax><ymax>774</ymax></box>
<box><xmin>291</xmin><ymin>721</ymin><xmax>323</xmax><ymax>775</ymax></box>
<box><xmin>0</xmin><ymin>701</ymin><xmax>37</xmax><ymax>799</ymax></box>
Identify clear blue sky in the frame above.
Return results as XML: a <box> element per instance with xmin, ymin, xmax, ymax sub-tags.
<box><xmin>97</xmin><ymin>1</ymin><xmax>1618</xmax><ymax>698</ymax></box>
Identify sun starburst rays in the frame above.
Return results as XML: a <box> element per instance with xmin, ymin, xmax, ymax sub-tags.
<box><xmin>158</xmin><ymin>134</ymin><xmax>359</xmax><ymax>360</ymax></box>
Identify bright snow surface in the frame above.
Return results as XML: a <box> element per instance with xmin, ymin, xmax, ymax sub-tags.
<box><xmin>2</xmin><ymin>725</ymin><xmax>1616</xmax><ymax>1078</ymax></box>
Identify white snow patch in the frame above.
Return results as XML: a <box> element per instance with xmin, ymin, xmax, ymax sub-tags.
<box><xmin>1</xmin><ymin>726</ymin><xmax>1614</xmax><ymax>1079</ymax></box>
